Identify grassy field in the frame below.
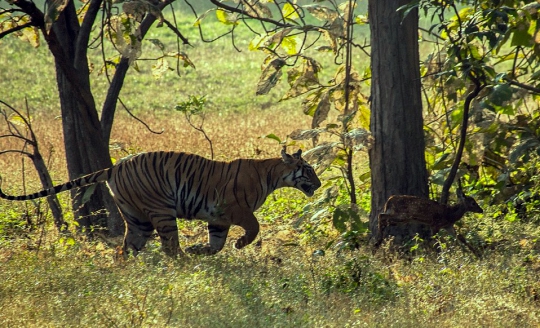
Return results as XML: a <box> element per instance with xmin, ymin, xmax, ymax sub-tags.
<box><xmin>1</xmin><ymin>7</ymin><xmax>540</xmax><ymax>328</ymax></box>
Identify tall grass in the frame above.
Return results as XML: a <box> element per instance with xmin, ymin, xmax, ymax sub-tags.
<box><xmin>1</xmin><ymin>8</ymin><xmax>540</xmax><ymax>328</ymax></box>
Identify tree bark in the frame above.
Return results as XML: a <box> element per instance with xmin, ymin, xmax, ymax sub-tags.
<box><xmin>368</xmin><ymin>0</ymin><xmax>429</xmax><ymax>243</ymax></box>
<box><xmin>50</xmin><ymin>1</ymin><xmax>124</xmax><ymax>235</ymax></box>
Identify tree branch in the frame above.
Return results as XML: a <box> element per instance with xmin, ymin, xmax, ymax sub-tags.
<box><xmin>75</xmin><ymin>0</ymin><xmax>103</xmax><ymax>67</ymax></box>
<box><xmin>0</xmin><ymin>100</ymin><xmax>67</xmax><ymax>231</ymax></box>
<box><xmin>440</xmin><ymin>79</ymin><xmax>485</xmax><ymax>204</ymax></box>
<box><xmin>162</xmin><ymin>18</ymin><xmax>190</xmax><ymax>45</ymax></box>
<box><xmin>505</xmin><ymin>78</ymin><xmax>540</xmax><ymax>94</ymax></box>
<box><xmin>100</xmin><ymin>0</ymin><xmax>177</xmax><ymax>142</ymax></box>
<box><xmin>0</xmin><ymin>22</ymin><xmax>33</xmax><ymax>39</ymax></box>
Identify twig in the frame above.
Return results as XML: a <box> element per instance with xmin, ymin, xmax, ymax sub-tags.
<box><xmin>505</xmin><ymin>78</ymin><xmax>540</xmax><ymax>94</ymax></box>
<box><xmin>162</xmin><ymin>18</ymin><xmax>190</xmax><ymax>46</ymax></box>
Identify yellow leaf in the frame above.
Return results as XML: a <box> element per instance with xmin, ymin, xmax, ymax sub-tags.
<box><xmin>282</xmin><ymin>3</ymin><xmax>299</xmax><ymax>20</ymax></box>
<box><xmin>20</xmin><ymin>26</ymin><xmax>40</xmax><ymax>48</ymax></box>
<box><xmin>193</xmin><ymin>9</ymin><xmax>215</xmax><ymax>27</ymax></box>
<box><xmin>9</xmin><ymin>115</ymin><xmax>27</xmax><ymax>127</ymax></box>
<box><xmin>281</xmin><ymin>35</ymin><xmax>299</xmax><ymax>55</ymax></box>
<box><xmin>216</xmin><ymin>9</ymin><xmax>239</xmax><ymax>25</ymax></box>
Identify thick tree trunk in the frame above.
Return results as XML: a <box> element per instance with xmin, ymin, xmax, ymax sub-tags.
<box><xmin>368</xmin><ymin>0</ymin><xmax>429</xmax><ymax>243</ymax></box>
<box><xmin>51</xmin><ymin>1</ymin><xmax>124</xmax><ymax>236</ymax></box>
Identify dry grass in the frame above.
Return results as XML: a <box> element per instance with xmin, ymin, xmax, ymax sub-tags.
<box><xmin>0</xmin><ymin>106</ymin><xmax>310</xmax><ymax>193</ymax></box>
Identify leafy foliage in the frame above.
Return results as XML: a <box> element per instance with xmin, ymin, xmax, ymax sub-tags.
<box><xmin>405</xmin><ymin>1</ymin><xmax>540</xmax><ymax>206</ymax></box>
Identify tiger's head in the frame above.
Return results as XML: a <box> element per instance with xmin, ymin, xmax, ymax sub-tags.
<box><xmin>281</xmin><ymin>148</ymin><xmax>322</xmax><ymax>197</ymax></box>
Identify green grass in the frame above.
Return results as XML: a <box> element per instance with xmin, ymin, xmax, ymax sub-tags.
<box><xmin>1</xmin><ymin>232</ymin><xmax>539</xmax><ymax>327</ymax></box>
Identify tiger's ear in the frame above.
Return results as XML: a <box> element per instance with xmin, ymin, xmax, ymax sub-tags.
<box><xmin>281</xmin><ymin>148</ymin><xmax>295</xmax><ymax>164</ymax></box>
<box><xmin>281</xmin><ymin>148</ymin><xmax>302</xmax><ymax>164</ymax></box>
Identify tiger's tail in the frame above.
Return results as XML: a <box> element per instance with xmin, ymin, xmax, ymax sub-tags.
<box><xmin>0</xmin><ymin>168</ymin><xmax>112</xmax><ymax>201</ymax></box>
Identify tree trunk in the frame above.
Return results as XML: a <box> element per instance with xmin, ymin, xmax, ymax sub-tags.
<box><xmin>32</xmin><ymin>150</ymin><xmax>67</xmax><ymax>231</ymax></box>
<box><xmin>368</xmin><ymin>0</ymin><xmax>429</xmax><ymax>243</ymax></box>
<box><xmin>51</xmin><ymin>1</ymin><xmax>124</xmax><ymax>236</ymax></box>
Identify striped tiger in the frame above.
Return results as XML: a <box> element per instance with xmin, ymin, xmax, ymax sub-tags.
<box><xmin>0</xmin><ymin>148</ymin><xmax>321</xmax><ymax>257</ymax></box>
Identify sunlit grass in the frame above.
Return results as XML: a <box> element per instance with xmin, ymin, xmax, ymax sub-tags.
<box><xmin>1</xmin><ymin>233</ymin><xmax>539</xmax><ymax>327</ymax></box>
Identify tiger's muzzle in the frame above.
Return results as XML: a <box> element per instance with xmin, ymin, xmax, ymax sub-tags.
<box><xmin>300</xmin><ymin>178</ymin><xmax>321</xmax><ymax>197</ymax></box>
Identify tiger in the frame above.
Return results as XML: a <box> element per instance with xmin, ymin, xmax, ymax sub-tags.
<box><xmin>0</xmin><ymin>148</ymin><xmax>321</xmax><ymax>257</ymax></box>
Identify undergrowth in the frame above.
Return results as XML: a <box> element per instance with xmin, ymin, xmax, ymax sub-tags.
<box><xmin>0</xmin><ymin>224</ymin><xmax>539</xmax><ymax>327</ymax></box>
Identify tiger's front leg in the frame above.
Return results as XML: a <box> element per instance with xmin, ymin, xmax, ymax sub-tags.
<box><xmin>233</xmin><ymin>211</ymin><xmax>260</xmax><ymax>250</ymax></box>
<box><xmin>185</xmin><ymin>223</ymin><xmax>230</xmax><ymax>255</ymax></box>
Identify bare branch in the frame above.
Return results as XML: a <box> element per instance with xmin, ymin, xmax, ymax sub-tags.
<box><xmin>0</xmin><ymin>149</ymin><xmax>33</xmax><ymax>157</ymax></box>
<box><xmin>162</xmin><ymin>18</ymin><xmax>190</xmax><ymax>45</ymax></box>
<box><xmin>0</xmin><ymin>99</ymin><xmax>67</xmax><ymax>231</ymax></box>
<box><xmin>118</xmin><ymin>98</ymin><xmax>164</xmax><ymax>135</ymax></box>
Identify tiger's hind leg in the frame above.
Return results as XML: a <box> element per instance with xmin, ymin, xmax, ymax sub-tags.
<box><xmin>123</xmin><ymin>224</ymin><xmax>153</xmax><ymax>257</ymax></box>
<box><xmin>118</xmin><ymin>206</ymin><xmax>154</xmax><ymax>258</ymax></box>
<box><xmin>185</xmin><ymin>223</ymin><xmax>230</xmax><ymax>255</ymax></box>
<box><xmin>151</xmin><ymin>214</ymin><xmax>184</xmax><ymax>257</ymax></box>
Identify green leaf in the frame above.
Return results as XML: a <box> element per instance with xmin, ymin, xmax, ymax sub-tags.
<box><xmin>332</xmin><ymin>208</ymin><xmax>347</xmax><ymax>233</ymax></box>
<box><xmin>430</xmin><ymin>168</ymin><xmax>450</xmax><ymax>186</ymax></box>
<box><xmin>432</xmin><ymin>153</ymin><xmax>451</xmax><ymax>170</ymax></box>
<box><xmin>531</xmin><ymin>70</ymin><xmax>540</xmax><ymax>80</ymax></box>
<box><xmin>511</xmin><ymin>21</ymin><xmax>533</xmax><ymax>47</ymax></box>
<box><xmin>249</xmin><ymin>34</ymin><xmax>268</xmax><ymax>51</ymax></box>
<box><xmin>509</xmin><ymin>138</ymin><xmax>540</xmax><ymax>163</ymax></box>
<box><xmin>489</xmin><ymin>84</ymin><xmax>513</xmax><ymax>106</ymax></box>
<box><xmin>148</xmin><ymin>39</ymin><xmax>165</xmax><ymax>52</ymax></box>
<box><xmin>396</xmin><ymin>1</ymin><xmax>419</xmax><ymax>21</ymax></box>
<box><xmin>263</xmin><ymin>134</ymin><xmax>282</xmax><ymax>144</ymax></box>
<box><xmin>358</xmin><ymin>171</ymin><xmax>370</xmax><ymax>183</ymax></box>
<box><xmin>81</xmin><ymin>184</ymin><xmax>97</xmax><ymax>206</ymax></box>
<box><xmin>281</xmin><ymin>35</ymin><xmax>299</xmax><ymax>55</ymax></box>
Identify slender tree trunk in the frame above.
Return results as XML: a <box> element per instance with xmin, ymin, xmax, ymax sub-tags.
<box><xmin>32</xmin><ymin>151</ymin><xmax>67</xmax><ymax>231</ymax></box>
<box><xmin>368</xmin><ymin>0</ymin><xmax>429</xmax><ymax>243</ymax></box>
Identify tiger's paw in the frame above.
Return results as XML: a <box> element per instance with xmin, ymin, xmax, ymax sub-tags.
<box><xmin>234</xmin><ymin>237</ymin><xmax>248</xmax><ymax>249</ymax></box>
<box><xmin>185</xmin><ymin>243</ymin><xmax>219</xmax><ymax>255</ymax></box>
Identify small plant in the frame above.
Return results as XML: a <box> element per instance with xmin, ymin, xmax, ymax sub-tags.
<box><xmin>175</xmin><ymin>95</ymin><xmax>213</xmax><ymax>159</ymax></box>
